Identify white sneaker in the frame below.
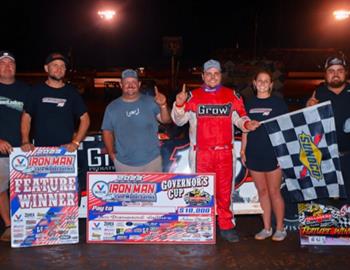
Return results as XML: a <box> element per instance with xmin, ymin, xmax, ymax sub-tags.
<box><xmin>272</xmin><ymin>229</ymin><xmax>287</xmax><ymax>241</ymax></box>
<box><xmin>254</xmin><ymin>228</ymin><xmax>272</xmax><ymax>240</ymax></box>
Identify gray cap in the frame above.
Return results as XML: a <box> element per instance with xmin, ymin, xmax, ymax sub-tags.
<box><xmin>121</xmin><ymin>69</ymin><xmax>138</xmax><ymax>79</ymax></box>
<box><xmin>203</xmin><ymin>59</ymin><xmax>221</xmax><ymax>72</ymax></box>
<box><xmin>324</xmin><ymin>56</ymin><xmax>347</xmax><ymax>70</ymax></box>
<box><xmin>0</xmin><ymin>51</ymin><xmax>15</xmax><ymax>62</ymax></box>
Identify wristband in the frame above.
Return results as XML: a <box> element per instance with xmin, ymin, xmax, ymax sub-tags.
<box><xmin>72</xmin><ymin>141</ymin><xmax>80</xmax><ymax>147</ymax></box>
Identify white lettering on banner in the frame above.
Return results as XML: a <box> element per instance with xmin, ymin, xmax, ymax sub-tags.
<box><xmin>160</xmin><ymin>176</ymin><xmax>209</xmax><ymax>190</ymax></box>
<box><xmin>14</xmin><ymin>177</ymin><xmax>77</xmax><ymax>209</ymax></box>
<box><xmin>14</xmin><ymin>177</ymin><xmax>76</xmax><ymax>193</ymax></box>
<box><xmin>17</xmin><ymin>192</ymin><xmax>76</xmax><ymax>208</ymax></box>
<box><xmin>87</xmin><ymin>148</ymin><xmax>111</xmax><ymax>167</ymax></box>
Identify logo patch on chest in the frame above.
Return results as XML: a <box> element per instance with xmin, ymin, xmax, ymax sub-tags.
<box><xmin>197</xmin><ymin>104</ymin><xmax>231</xmax><ymax>116</ymax></box>
<box><xmin>42</xmin><ymin>97</ymin><xmax>66</xmax><ymax>107</ymax></box>
<box><xmin>249</xmin><ymin>108</ymin><xmax>272</xmax><ymax>116</ymax></box>
<box><xmin>126</xmin><ymin>108</ymin><xmax>140</xmax><ymax>117</ymax></box>
<box><xmin>0</xmin><ymin>97</ymin><xmax>24</xmax><ymax>111</ymax></box>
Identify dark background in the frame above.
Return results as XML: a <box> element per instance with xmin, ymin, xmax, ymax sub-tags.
<box><xmin>1</xmin><ymin>0</ymin><xmax>350</xmax><ymax>70</ymax></box>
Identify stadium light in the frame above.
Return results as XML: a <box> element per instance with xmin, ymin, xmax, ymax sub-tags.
<box><xmin>98</xmin><ymin>10</ymin><xmax>116</xmax><ymax>21</ymax></box>
<box><xmin>333</xmin><ymin>10</ymin><xmax>350</xmax><ymax>21</ymax></box>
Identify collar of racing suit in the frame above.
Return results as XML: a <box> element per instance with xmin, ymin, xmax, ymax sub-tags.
<box><xmin>202</xmin><ymin>84</ymin><xmax>222</xmax><ymax>92</ymax></box>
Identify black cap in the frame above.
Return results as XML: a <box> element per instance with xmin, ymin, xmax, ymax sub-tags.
<box><xmin>45</xmin><ymin>52</ymin><xmax>69</xmax><ymax>65</ymax></box>
<box><xmin>0</xmin><ymin>51</ymin><xmax>15</xmax><ymax>61</ymax></box>
<box><xmin>324</xmin><ymin>56</ymin><xmax>347</xmax><ymax>70</ymax></box>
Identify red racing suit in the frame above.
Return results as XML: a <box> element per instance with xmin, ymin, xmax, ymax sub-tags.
<box><xmin>171</xmin><ymin>85</ymin><xmax>250</xmax><ymax>230</ymax></box>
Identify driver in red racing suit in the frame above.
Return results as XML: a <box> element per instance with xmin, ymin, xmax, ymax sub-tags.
<box><xmin>171</xmin><ymin>59</ymin><xmax>260</xmax><ymax>242</ymax></box>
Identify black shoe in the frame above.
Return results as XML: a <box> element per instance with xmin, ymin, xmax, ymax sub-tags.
<box><xmin>220</xmin><ymin>228</ymin><xmax>239</xmax><ymax>243</ymax></box>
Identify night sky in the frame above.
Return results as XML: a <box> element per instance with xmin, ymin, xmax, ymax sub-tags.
<box><xmin>1</xmin><ymin>0</ymin><xmax>350</xmax><ymax>71</ymax></box>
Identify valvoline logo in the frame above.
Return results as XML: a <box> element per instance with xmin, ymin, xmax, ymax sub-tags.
<box><xmin>91</xmin><ymin>181</ymin><xmax>108</xmax><ymax>199</ymax></box>
<box><xmin>93</xmin><ymin>222</ymin><xmax>101</xmax><ymax>229</ymax></box>
<box><xmin>298</xmin><ymin>133</ymin><xmax>323</xmax><ymax>180</ymax></box>
<box><xmin>14</xmin><ymin>214</ymin><xmax>23</xmax><ymax>222</ymax></box>
<box><xmin>12</xmin><ymin>155</ymin><xmax>29</xmax><ymax>172</ymax></box>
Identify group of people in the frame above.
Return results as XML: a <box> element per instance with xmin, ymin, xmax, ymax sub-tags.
<box><xmin>0</xmin><ymin>51</ymin><xmax>90</xmax><ymax>242</ymax></box>
<box><xmin>1</xmin><ymin>51</ymin><xmax>350</xmax><ymax>244</ymax></box>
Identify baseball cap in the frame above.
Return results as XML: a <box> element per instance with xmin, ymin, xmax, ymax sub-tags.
<box><xmin>0</xmin><ymin>51</ymin><xmax>15</xmax><ymax>61</ymax></box>
<box><xmin>121</xmin><ymin>69</ymin><xmax>138</xmax><ymax>79</ymax></box>
<box><xmin>203</xmin><ymin>59</ymin><xmax>221</xmax><ymax>72</ymax></box>
<box><xmin>45</xmin><ymin>52</ymin><xmax>69</xmax><ymax>65</ymax></box>
<box><xmin>324</xmin><ymin>56</ymin><xmax>347</xmax><ymax>70</ymax></box>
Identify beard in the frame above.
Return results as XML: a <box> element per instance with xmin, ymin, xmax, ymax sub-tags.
<box><xmin>326</xmin><ymin>76</ymin><xmax>346</xmax><ymax>88</ymax></box>
<box><xmin>48</xmin><ymin>74</ymin><xmax>64</xmax><ymax>81</ymax></box>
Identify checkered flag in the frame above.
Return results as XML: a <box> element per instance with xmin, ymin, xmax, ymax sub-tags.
<box><xmin>262</xmin><ymin>101</ymin><xmax>346</xmax><ymax>202</ymax></box>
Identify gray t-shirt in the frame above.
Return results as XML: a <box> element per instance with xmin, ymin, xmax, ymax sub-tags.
<box><xmin>101</xmin><ymin>94</ymin><xmax>161</xmax><ymax>166</ymax></box>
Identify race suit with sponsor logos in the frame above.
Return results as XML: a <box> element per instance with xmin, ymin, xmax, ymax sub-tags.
<box><xmin>171</xmin><ymin>85</ymin><xmax>250</xmax><ymax>230</ymax></box>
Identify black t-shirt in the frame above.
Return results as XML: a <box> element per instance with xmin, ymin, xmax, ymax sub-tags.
<box><xmin>0</xmin><ymin>81</ymin><xmax>30</xmax><ymax>156</ymax></box>
<box><xmin>25</xmin><ymin>83</ymin><xmax>87</xmax><ymax>146</ymax></box>
<box><xmin>245</xmin><ymin>95</ymin><xmax>288</xmax><ymax>160</ymax></box>
<box><xmin>314</xmin><ymin>83</ymin><xmax>350</xmax><ymax>152</ymax></box>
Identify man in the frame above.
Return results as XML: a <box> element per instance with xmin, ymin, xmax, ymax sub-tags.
<box><xmin>0</xmin><ymin>51</ymin><xmax>29</xmax><ymax>241</ymax></box>
<box><xmin>21</xmin><ymin>52</ymin><xmax>90</xmax><ymax>151</ymax></box>
<box><xmin>102</xmin><ymin>69</ymin><xmax>171</xmax><ymax>172</ymax></box>
<box><xmin>171</xmin><ymin>59</ymin><xmax>260</xmax><ymax>242</ymax></box>
<box><xmin>306</xmin><ymin>55</ymin><xmax>350</xmax><ymax>203</ymax></box>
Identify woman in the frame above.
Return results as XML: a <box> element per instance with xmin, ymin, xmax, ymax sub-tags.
<box><xmin>241</xmin><ymin>70</ymin><xmax>288</xmax><ymax>241</ymax></box>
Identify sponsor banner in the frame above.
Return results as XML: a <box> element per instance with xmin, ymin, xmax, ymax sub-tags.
<box><xmin>87</xmin><ymin>172</ymin><xmax>215</xmax><ymax>244</ymax></box>
<box><xmin>10</xmin><ymin>147</ymin><xmax>79</xmax><ymax>248</ymax></box>
<box><xmin>78</xmin><ymin>136</ymin><xmax>262</xmax><ymax>217</ymax></box>
<box><xmin>299</xmin><ymin>203</ymin><xmax>350</xmax><ymax>245</ymax></box>
<box><xmin>166</xmin><ymin>139</ymin><xmax>262</xmax><ymax>215</ymax></box>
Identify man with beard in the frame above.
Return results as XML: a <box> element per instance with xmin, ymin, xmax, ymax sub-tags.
<box><xmin>21</xmin><ymin>52</ymin><xmax>90</xmax><ymax>151</ymax></box>
<box><xmin>102</xmin><ymin>69</ymin><xmax>171</xmax><ymax>172</ymax></box>
<box><xmin>307</xmin><ymin>55</ymin><xmax>350</xmax><ymax>203</ymax></box>
<box><xmin>0</xmin><ymin>51</ymin><xmax>29</xmax><ymax>241</ymax></box>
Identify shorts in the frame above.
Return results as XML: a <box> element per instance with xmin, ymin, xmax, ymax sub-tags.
<box><xmin>114</xmin><ymin>155</ymin><xmax>162</xmax><ymax>172</ymax></box>
<box><xmin>246</xmin><ymin>156</ymin><xmax>278</xmax><ymax>172</ymax></box>
<box><xmin>0</xmin><ymin>158</ymin><xmax>10</xmax><ymax>192</ymax></box>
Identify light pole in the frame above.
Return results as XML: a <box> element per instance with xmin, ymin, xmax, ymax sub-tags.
<box><xmin>332</xmin><ymin>9</ymin><xmax>350</xmax><ymax>53</ymax></box>
<box><xmin>96</xmin><ymin>7</ymin><xmax>118</xmax><ymax>67</ymax></box>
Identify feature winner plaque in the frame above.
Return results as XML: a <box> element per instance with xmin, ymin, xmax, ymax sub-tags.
<box><xmin>10</xmin><ymin>147</ymin><xmax>79</xmax><ymax>248</ymax></box>
<box><xmin>87</xmin><ymin>172</ymin><xmax>215</xmax><ymax>244</ymax></box>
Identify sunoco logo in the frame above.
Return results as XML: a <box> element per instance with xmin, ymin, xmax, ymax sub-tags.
<box><xmin>298</xmin><ymin>133</ymin><xmax>323</xmax><ymax>180</ymax></box>
<box><xmin>91</xmin><ymin>181</ymin><xmax>108</xmax><ymax>198</ymax></box>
